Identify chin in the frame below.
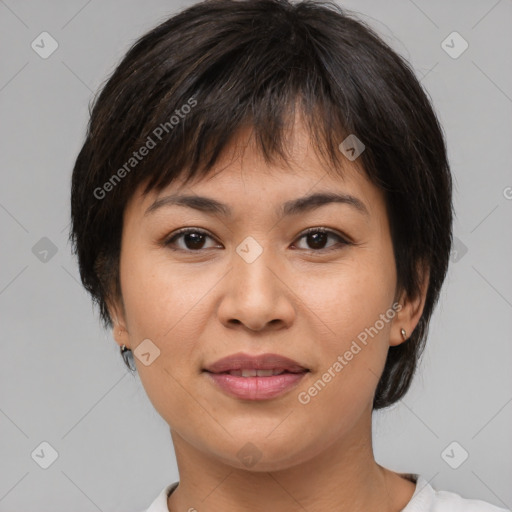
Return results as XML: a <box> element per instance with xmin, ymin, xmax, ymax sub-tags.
<box><xmin>210</xmin><ymin>435</ymin><xmax>316</xmax><ymax>473</ymax></box>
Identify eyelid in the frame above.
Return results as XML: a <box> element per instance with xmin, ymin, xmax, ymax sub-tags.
<box><xmin>163</xmin><ymin>227</ymin><xmax>220</xmax><ymax>248</ymax></box>
<box><xmin>163</xmin><ymin>226</ymin><xmax>352</xmax><ymax>252</ymax></box>
<box><xmin>298</xmin><ymin>227</ymin><xmax>352</xmax><ymax>244</ymax></box>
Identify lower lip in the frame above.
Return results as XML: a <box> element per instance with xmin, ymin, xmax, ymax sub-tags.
<box><xmin>204</xmin><ymin>371</ymin><xmax>308</xmax><ymax>400</ymax></box>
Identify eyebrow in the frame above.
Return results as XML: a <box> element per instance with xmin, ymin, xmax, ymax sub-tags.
<box><xmin>144</xmin><ymin>191</ymin><xmax>370</xmax><ymax>218</ymax></box>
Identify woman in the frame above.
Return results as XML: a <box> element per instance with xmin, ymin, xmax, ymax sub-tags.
<box><xmin>69</xmin><ymin>0</ymin><xmax>508</xmax><ymax>510</ymax></box>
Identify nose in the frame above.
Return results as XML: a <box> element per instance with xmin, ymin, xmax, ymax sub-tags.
<box><xmin>216</xmin><ymin>244</ymin><xmax>296</xmax><ymax>332</ymax></box>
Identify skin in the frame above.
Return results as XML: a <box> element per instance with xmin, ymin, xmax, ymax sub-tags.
<box><xmin>110</xmin><ymin>118</ymin><xmax>428</xmax><ymax>511</ymax></box>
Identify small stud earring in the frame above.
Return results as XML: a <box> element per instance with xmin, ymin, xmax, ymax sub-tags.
<box><xmin>400</xmin><ymin>328</ymin><xmax>407</xmax><ymax>340</ymax></box>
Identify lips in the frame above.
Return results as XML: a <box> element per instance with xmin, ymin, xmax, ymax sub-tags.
<box><xmin>203</xmin><ymin>352</ymin><xmax>310</xmax><ymax>400</ymax></box>
<box><xmin>203</xmin><ymin>352</ymin><xmax>309</xmax><ymax>375</ymax></box>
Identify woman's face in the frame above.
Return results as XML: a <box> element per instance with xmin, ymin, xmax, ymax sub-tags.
<box><xmin>112</xmin><ymin>122</ymin><xmax>417</xmax><ymax>471</ymax></box>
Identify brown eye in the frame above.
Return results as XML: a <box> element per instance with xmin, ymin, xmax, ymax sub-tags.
<box><xmin>164</xmin><ymin>227</ymin><xmax>350</xmax><ymax>253</ymax></box>
<box><xmin>294</xmin><ymin>228</ymin><xmax>349</xmax><ymax>252</ymax></box>
<box><xmin>165</xmin><ymin>228</ymin><xmax>219</xmax><ymax>251</ymax></box>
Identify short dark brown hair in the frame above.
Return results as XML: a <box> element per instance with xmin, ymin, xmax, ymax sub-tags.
<box><xmin>69</xmin><ymin>0</ymin><xmax>453</xmax><ymax>409</ymax></box>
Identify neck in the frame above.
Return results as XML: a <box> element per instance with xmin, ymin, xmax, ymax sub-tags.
<box><xmin>166</xmin><ymin>411</ymin><xmax>415</xmax><ymax>512</ymax></box>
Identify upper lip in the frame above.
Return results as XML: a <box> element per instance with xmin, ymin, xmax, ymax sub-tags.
<box><xmin>203</xmin><ymin>352</ymin><xmax>309</xmax><ymax>374</ymax></box>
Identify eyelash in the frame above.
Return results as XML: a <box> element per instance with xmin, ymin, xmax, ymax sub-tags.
<box><xmin>163</xmin><ymin>227</ymin><xmax>351</xmax><ymax>253</ymax></box>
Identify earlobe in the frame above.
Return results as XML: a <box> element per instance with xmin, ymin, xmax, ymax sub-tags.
<box><xmin>389</xmin><ymin>316</ymin><xmax>409</xmax><ymax>347</ymax></box>
<box><xmin>108</xmin><ymin>300</ymin><xmax>130</xmax><ymax>348</ymax></box>
<box><xmin>113</xmin><ymin>324</ymin><xmax>131</xmax><ymax>350</ymax></box>
<box><xmin>113</xmin><ymin>326</ymin><xmax>129</xmax><ymax>347</ymax></box>
<box><xmin>390</xmin><ymin>264</ymin><xmax>429</xmax><ymax>347</ymax></box>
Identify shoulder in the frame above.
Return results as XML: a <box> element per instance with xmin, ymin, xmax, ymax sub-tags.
<box><xmin>403</xmin><ymin>475</ymin><xmax>510</xmax><ymax>512</ymax></box>
<box><xmin>428</xmin><ymin>489</ymin><xmax>510</xmax><ymax>512</ymax></box>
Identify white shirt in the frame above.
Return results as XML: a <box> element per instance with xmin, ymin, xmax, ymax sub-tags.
<box><xmin>142</xmin><ymin>475</ymin><xmax>510</xmax><ymax>512</ymax></box>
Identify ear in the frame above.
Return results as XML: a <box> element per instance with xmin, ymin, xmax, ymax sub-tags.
<box><xmin>389</xmin><ymin>263</ymin><xmax>430</xmax><ymax>347</ymax></box>
<box><xmin>107</xmin><ymin>295</ymin><xmax>130</xmax><ymax>349</ymax></box>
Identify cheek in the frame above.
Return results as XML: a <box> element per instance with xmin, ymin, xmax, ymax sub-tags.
<box><xmin>120</xmin><ymin>243</ymin><xmax>189</xmax><ymax>333</ymax></box>
<box><xmin>118</xmin><ymin>247</ymin><xmax>211</xmax><ymax>421</ymax></box>
<box><xmin>296</xmin><ymin>246</ymin><xmax>396</xmax><ymax>343</ymax></box>
<box><xmin>119</xmin><ymin>245</ymin><xmax>221</xmax><ymax>374</ymax></box>
<box><xmin>292</xmin><ymin>247</ymin><xmax>397</xmax><ymax>404</ymax></box>
<box><xmin>291</xmin><ymin>293</ymin><xmax>395</xmax><ymax>448</ymax></box>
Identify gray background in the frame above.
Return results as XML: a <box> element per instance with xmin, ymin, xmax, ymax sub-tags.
<box><xmin>1</xmin><ymin>0</ymin><xmax>511</xmax><ymax>510</ymax></box>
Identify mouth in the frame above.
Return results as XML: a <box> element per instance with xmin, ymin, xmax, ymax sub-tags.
<box><xmin>202</xmin><ymin>352</ymin><xmax>310</xmax><ymax>400</ymax></box>
<box><xmin>207</xmin><ymin>368</ymin><xmax>306</xmax><ymax>377</ymax></box>
<box><xmin>203</xmin><ymin>352</ymin><xmax>309</xmax><ymax>374</ymax></box>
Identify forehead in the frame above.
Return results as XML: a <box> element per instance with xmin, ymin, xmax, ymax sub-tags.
<box><xmin>125</xmin><ymin>120</ymin><xmax>382</xmax><ymax>222</ymax></box>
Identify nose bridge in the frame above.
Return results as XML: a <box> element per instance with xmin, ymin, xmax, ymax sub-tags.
<box><xmin>232</xmin><ymin>234</ymin><xmax>277</xmax><ymax>300</ymax></box>
<box><xmin>217</xmin><ymin>233</ymin><xmax>294</xmax><ymax>330</ymax></box>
